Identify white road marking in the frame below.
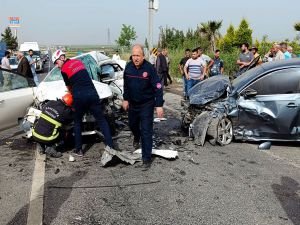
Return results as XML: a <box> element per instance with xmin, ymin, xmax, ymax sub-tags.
<box><xmin>26</xmin><ymin>147</ymin><xmax>46</xmax><ymax>225</ymax></box>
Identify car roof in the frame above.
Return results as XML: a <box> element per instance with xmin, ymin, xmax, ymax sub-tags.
<box><xmin>232</xmin><ymin>58</ymin><xmax>300</xmax><ymax>94</ymax></box>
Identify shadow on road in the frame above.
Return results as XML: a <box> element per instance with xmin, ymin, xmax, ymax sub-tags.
<box><xmin>6</xmin><ymin>171</ymin><xmax>87</xmax><ymax>225</ymax></box>
<box><xmin>272</xmin><ymin>176</ymin><xmax>300</xmax><ymax>225</ymax></box>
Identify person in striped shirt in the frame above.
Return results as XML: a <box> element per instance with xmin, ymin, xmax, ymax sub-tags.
<box><xmin>184</xmin><ymin>48</ymin><xmax>207</xmax><ymax>95</ymax></box>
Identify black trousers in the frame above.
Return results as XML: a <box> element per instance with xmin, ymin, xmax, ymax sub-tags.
<box><xmin>128</xmin><ymin>101</ymin><xmax>155</xmax><ymax>161</ymax></box>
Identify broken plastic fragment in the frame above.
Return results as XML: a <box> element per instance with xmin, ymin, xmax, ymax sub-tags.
<box><xmin>69</xmin><ymin>155</ymin><xmax>75</xmax><ymax>162</ymax></box>
<box><xmin>133</xmin><ymin>149</ymin><xmax>178</xmax><ymax>159</ymax></box>
<box><xmin>258</xmin><ymin>141</ymin><xmax>271</xmax><ymax>150</ymax></box>
<box><xmin>101</xmin><ymin>150</ymin><xmax>114</xmax><ymax>166</ymax></box>
<box><xmin>101</xmin><ymin>146</ymin><xmax>141</xmax><ymax>166</ymax></box>
<box><xmin>154</xmin><ymin>118</ymin><xmax>167</xmax><ymax>123</ymax></box>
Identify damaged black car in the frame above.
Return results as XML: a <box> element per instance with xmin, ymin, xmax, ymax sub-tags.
<box><xmin>181</xmin><ymin>58</ymin><xmax>300</xmax><ymax>146</ymax></box>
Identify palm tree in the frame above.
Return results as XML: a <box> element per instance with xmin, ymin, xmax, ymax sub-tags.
<box><xmin>199</xmin><ymin>20</ymin><xmax>222</xmax><ymax>52</ymax></box>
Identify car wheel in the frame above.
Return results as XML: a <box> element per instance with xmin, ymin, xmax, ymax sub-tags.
<box><xmin>207</xmin><ymin>117</ymin><xmax>233</xmax><ymax>146</ymax></box>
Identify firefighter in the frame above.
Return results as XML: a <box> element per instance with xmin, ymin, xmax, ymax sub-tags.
<box><xmin>32</xmin><ymin>93</ymin><xmax>74</xmax><ymax>158</ymax></box>
<box><xmin>123</xmin><ymin>44</ymin><xmax>164</xmax><ymax>170</ymax></box>
<box><xmin>52</xmin><ymin>50</ymin><xmax>113</xmax><ymax>156</ymax></box>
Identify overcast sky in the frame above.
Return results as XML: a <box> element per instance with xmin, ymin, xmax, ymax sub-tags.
<box><xmin>1</xmin><ymin>0</ymin><xmax>300</xmax><ymax>46</ymax></box>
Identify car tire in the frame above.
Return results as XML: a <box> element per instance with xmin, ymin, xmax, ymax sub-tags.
<box><xmin>207</xmin><ymin>117</ymin><xmax>233</xmax><ymax>146</ymax></box>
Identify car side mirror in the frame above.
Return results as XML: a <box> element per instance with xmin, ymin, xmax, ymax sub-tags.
<box><xmin>242</xmin><ymin>88</ymin><xmax>257</xmax><ymax>99</ymax></box>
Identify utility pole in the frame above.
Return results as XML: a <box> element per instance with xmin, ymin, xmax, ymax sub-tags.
<box><xmin>148</xmin><ymin>0</ymin><xmax>159</xmax><ymax>54</ymax></box>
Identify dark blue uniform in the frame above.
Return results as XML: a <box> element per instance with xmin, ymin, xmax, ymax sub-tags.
<box><xmin>61</xmin><ymin>59</ymin><xmax>113</xmax><ymax>152</ymax></box>
<box><xmin>123</xmin><ymin>60</ymin><xmax>164</xmax><ymax>162</ymax></box>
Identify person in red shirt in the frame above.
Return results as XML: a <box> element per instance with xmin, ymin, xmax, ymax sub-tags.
<box><xmin>52</xmin><ymin>50</ymin><xmax>113</xmax><ymax>156</ymax></box>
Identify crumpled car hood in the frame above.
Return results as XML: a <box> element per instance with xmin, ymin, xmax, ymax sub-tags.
<box><xmin>188</xmin><ymin>75</ymin><xmax>231</xmax><ymax>105</ymax></box>
<box><xmin>35</xmin><ymin>80</ymin><xmax>112</xmax><ymax>102</ymax></box>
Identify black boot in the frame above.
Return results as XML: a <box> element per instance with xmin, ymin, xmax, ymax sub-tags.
<box><xmin>136</xmin><ymin>160</ymin><xmax>152</xmax><ymax>171</ymax></box>
<box><xmin>45</xmin><ymin>147</ymin><xmax>62</xmax><ymax>158</ymax></box>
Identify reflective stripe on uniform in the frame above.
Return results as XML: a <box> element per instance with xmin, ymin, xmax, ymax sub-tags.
<box><xmin>32</xmin><ymin>113</ymin><xmax>62</xmax><ymax>142</ymax></box>
<box><xmin>40</xmin><ymin>113</ymin><xmax>62</xmax><ymax>127</ymax></box>
<box><xmin>32</xmin><ymin>129</ymin><xmax>59</xmax><ymax>141</ymax></box>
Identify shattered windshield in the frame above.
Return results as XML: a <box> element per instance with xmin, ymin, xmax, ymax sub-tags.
<box><xmin>44</xmin><ymin>54</ymin><xmax>100</xmax><ymax>82</ymax></box>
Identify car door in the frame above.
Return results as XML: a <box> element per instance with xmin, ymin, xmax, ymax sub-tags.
<box><xmin>0</xmin><ymin>69</ymin><xmax>35</xmax><ymax>131</ymax></box>
<box><xmin>236</xmin><ymin>68</ymin><xmax>300</xmax><ymax>140</ymax></box>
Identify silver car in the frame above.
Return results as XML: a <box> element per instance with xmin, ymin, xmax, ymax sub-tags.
<box><xmin>0</xmin><ymin>68</ymin><xmax>36</xmax><ymax>131</ymax></box>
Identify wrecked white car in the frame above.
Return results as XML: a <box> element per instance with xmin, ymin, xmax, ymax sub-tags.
<box><xmin>182</xmin><ymin>59</ymin><xmax>300</xmax><ymax>146</ymax></box>
<box><xmin>32</xmin><ymin>53</ymin><xmax>124</xmax><ymax>136</ymax></box>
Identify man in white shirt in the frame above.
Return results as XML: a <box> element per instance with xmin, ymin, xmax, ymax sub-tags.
<box><xmin>112</xmin><ymin>50</ymin><xmax>121</xmax><ymax>61</ymax></box>
<box><xmin>197</xmin><ymin>47</ymin><xmax>214</xmax><ymax>76</ymax></box>
<box><xmin>1</xmin><ymin>51</ymin><xmax>11</xmax><ymax>70</ymax></box>
<box><xmin>273</xmin><ymin>44</ymin><xmax>285</xmax><ymax>61</ymax></box>
<box><xmin>1</xmin><ymin>51</ymin><xmax>12</xmax><ymax>89</ymax></box>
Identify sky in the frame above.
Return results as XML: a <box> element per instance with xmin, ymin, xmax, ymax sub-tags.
<box><xmin>0</xmin><ymin>0</ymin><xmax>300</xmax><ymax>46</ymax></box>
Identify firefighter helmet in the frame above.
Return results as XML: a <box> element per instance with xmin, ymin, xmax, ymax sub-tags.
<box><xmin>62</xmin><ymin>93</ymin><xmax>73</xmax><ymax>107</ymax></box>
<box><xmin>52</xmin><ymin>50</ymin><xmax>65</xmax><ymax>64</ymax></box>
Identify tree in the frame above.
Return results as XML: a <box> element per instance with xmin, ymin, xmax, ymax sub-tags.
<box><xmin>294</xmin><ymin>22</ymin><xmax>300</xmax><ymax>32</ymax></box>
<box><xmin>1</xmin><ymin>27</ymin><xmax>18</xmax><ymax>50</ymax></box>
<box><xmin>199</xmin><ymin>20</ymin><xmax>222</xmax><ymax>52</ymax></box>
<box><xmin>219</xmin><ymin>24</ymin><xmax>236</xmax><ymax>53</ymax></box>
<box><xmin>294</xmin><ymin>22</ymin><xmax>300</xmax><ymax>44</ymax></box>
<box><xmin>259</xmin><ymin>35</ymin><xmax>272</xmax><ymax>55</ymax></box>
<box><xmin>235</xmin><ymin>18</ymin><xmax>253</xmax><ymax>47</ymax></box>
<box><xmin>159</xmin><ymin>26</ymin><xmax>185</xmax><ymax>49</ymax></box>
<box><xmin>116</xmin><ymin>24</ymin><xmax>137</xmax><ymax>48</ymax></box>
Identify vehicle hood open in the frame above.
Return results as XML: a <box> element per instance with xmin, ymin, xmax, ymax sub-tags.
<box><xmin>188</xmin><ymin>75</ymin><xmax>231</xmax><ymax>105</ymax></box>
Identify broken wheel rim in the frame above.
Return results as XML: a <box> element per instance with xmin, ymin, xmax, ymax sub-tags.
<box><xmin>217</xmin><ymin>117</ymin><xmax>233</xmax><ymax>145</ymax></box>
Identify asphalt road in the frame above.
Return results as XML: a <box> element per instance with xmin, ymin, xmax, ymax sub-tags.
<box><xmin>1</xmin><ymin>87</ymin><xmax>300</xmax><ymax>225</ymax></box>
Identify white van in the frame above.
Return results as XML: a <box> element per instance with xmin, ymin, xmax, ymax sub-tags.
<box><xmin>19</xmin><ymin>42</ymin><xmax>43</xmax><ymax>72</ymax></box>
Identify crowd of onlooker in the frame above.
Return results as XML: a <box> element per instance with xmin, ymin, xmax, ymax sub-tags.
<box><xmin>148</xmin><ymin>42</ymin><xmax>298</xmax><ymax>98</ymax></box>
<box><xmin>149</xmin><ymin>47</ymin><xmax>224</xmax><ymax>98</ymax></box>
<box><xmin>264</xmin><ymin>42</ymin><xmax>297</xmax><ymax>62</ymax></box>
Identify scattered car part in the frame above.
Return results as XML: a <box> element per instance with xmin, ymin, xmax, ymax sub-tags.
<box><xmin>133</xmin><ymin>149</ymin><xmax>178</xmax><ymax>159</ymax></box>
<box><xmin>101</xmin><ymin>146</ymin><xmax>141</xmax><ymax>166</ymax></box>
<box><xmin>258</xmin><ymin>141</ymin><xmax>272</xmax><ymax>150</ymax></box>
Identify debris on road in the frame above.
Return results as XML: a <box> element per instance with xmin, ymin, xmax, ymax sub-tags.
<box><xmin>133</xmin><ymin>149</ymin><xmax>178</xmax><ymax>159</ymax></box>
<box><xmin>172</xmin><ymin>139</ymin><xmax>182</xmax><ymax>146</ymax></box>
<box><xmin>101</xmin><ymin>146</ymin><xmax>141</xmax><ymax>166</ymax></box>
<box><xmin>54</xmin><ymin>168</ymin><xmax>60</xmax><ymax>174</ymax></box>
<box><xmin>69</xmin><ymin>155</ymin><xmax>75</xmax><ymax>162</ymax></box>
<box><xmin>258</xmin><ymin>141</ymin><xmax>272</xmax><ymax>150</ymax></box>
<box><xmin>101</xmin><ymin>146</ymin><xmax>178</xmax><ymax>166</ymax></box>
<box><xmin>112</xmin><ymin>131</ymin><xmax>131</xmax><ymax>140</ymax></box>
<box><xmin>154</xmin><ymin>117</ymin><xmax>167</xmax><ymax>123</ymax></box>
